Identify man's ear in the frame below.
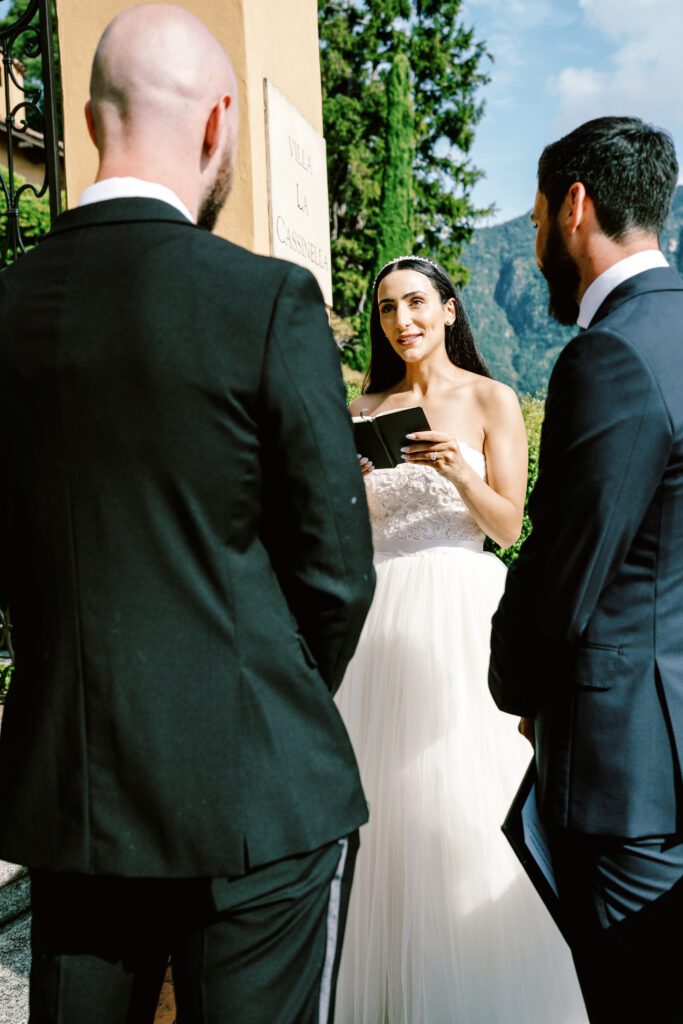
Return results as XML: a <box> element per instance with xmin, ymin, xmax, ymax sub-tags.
<box><xmin>564</xmin><ymin>181</ymin><xmax>588</xmax><ymax>235</ymax></box>
<box><xmin>203</xmin><ymin>94</ymin><xmax>232</xmax><ymax>157</ymax></box>
<box><xmin>85</xmin><ymin>100</ymin><xmax>98</xmax><ymax>147</ymax></box>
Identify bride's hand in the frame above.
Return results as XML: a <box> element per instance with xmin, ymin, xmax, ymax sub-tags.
<box><xmin>400</xmin><ymin>431</ymin><xmax>470</xmax><ymax>483</ymax></box>
<box><xmin>358</xmin><ymin>454</ymin><xmax>374</xmax><ymax>476</ymax></box>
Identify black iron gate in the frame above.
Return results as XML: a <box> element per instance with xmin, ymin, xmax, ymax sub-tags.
<box><xmin>1</xmin><ymin>1</ymin><xmax>63</xmax><ymax>674</ymax></box>
<box><xmin>1</xmin><ymin>0</ymin><xmax>62</xmax><ymax>271</ymax></box>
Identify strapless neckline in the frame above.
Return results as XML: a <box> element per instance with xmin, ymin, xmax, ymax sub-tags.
<box><xmin>364</xmin><ymin>442</ymin><xmax>487</xmax><ymax>552</ymax></box>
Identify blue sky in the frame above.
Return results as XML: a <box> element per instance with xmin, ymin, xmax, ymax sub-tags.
<box><xmin>461</xmin><ymin>0</ymin><xmax>683</xmax><ymax>224</ymax></box>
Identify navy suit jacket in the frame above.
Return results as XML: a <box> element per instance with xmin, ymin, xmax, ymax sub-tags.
<box><xmin>0</xmin><ymin>199</ymin><xmax>375</xmax><ymax>876</ymax></box>
<box><xmin>489</xmin><ymin>266</ymin><xmax>683</xmax><ymax>838</ymax></box>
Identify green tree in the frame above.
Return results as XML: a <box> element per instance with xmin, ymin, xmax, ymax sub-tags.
<box><xmin>319</xmin><ymin>0</ymin><xmax>491</xmax><ymax>367</ymax></box>
<box><xmin>352</xmin><ymin>48</ymin><xmax>415</xmax><ymax>369</ymax></box>
<box><xmin>375</xmin><ymin>49</ymin><xmax>414</xmax><ymax>270</ymax></box>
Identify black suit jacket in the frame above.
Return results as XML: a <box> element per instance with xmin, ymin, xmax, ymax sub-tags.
<box><xmin>490</xmin><ymin>267</ymin><xmax>683</xmax><ymax>838</ymax></box>
<box><xmin>0</xmin><ymin>198</ymin><xmax>375</xmax><ymax>875</ymax></box>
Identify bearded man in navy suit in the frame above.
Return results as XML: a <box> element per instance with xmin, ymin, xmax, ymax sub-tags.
<box><xmin>489</xmin><ymin>117</ymin><xmax>683</xmax><ymax>1021</ymax></box>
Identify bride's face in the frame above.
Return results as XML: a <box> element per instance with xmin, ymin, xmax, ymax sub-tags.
<box><xmin>377</xmin><ymin>269</ymin><xmax>455</xmax><ymax>365</ymax></box>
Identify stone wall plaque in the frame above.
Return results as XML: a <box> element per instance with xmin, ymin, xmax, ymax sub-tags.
<box><xmin>264</xmin><ymin>79</ymin><xmax>333</xmax><ymax>305</ymax></box>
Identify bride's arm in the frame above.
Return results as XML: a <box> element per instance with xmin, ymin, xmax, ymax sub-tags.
<box><xmin>403</xmin><ymin>382</ymin><xmax>527</xmax><ymax>548</ymax></box>
<box><xmin>477</xmin><ymin>383</ymin><xmax>528</xmax><ymax>547</ymax></box>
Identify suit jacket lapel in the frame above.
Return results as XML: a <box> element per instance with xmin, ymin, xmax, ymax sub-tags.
<box><xmin>590</xmin><ymin>266</ymin><xmax>683</xmax><ymax>328</ymax></box>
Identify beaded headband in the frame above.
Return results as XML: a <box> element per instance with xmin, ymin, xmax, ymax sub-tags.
<box><xmin>375</xmin><ymin>254</ymin><xmax>442</xmax><ymax>285</ymax></box>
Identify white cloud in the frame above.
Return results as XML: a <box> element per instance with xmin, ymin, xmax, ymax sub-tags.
<box><xmin>579</xmin><ymin>0</ymin><xmax>665</xmax><ymax>34</ymax></box>
<box><xmin>549</xmin><ymin>0</ymin><xmax>683</xmax><ymax>133</ymax></box>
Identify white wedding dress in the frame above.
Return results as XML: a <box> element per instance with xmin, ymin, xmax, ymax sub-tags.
<box><xmin>334</xmin><ymin>444</ymin><xmax>587</xmax><ymax>1023</ymax></box>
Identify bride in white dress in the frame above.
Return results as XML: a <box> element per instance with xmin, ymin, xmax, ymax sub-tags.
<box><xmin>334</xmin><ymin>256</ymin><xmax>587</xmax><ymax>1023</ymax></box>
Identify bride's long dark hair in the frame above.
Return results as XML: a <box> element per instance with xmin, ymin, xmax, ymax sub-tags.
<box><xmin>364</xmin><ymin>257</ymin><xmax>490</xmax><ymax>393</ymax></box>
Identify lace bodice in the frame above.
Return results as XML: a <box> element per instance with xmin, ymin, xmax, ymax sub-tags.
<box><xmin>365</xmin><ymin>441</ymin><xmax>486</xmax><ymax>551</ymax></box>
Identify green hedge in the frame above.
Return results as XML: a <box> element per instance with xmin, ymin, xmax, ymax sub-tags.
<box><xmin>486</xmin><ymin>393</ymin><xmax>543</xmax><ymax>565</ymax></box>
<box><xmin>346</xmin><ymin>381</ymin><xmax>544</xmax><ymax>564</ymax></box>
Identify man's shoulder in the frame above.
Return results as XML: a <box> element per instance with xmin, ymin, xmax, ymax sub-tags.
<box><xmin>589</xmin><ymin>272</ymin><xmax>683</xmax><ymax>360</ymax></box>
<box><xmin>550</xmin><ymin>310</ymin><xmax>679</xmax><ymax>420</ymax></box>
<box><xmin>590</xmin><ymin>266</ymin><xmax>683</xmax><ymax>334</ymax></box>
<box><xmin>198</xmin><ymin>232</ymin><xmax>308</xmax><ymax>278</ymax></box>
<box><xmin>563</xmin><ymin>268</ymin><xmax>683</xmax><ymax>357</ymax></box>
<box><xmin>549</xmin><ymin>322</ymin><xmax>651</xmax><ymax>398</ymax></box>
<box><xmin>188</xmin><ymin>231</ymin><xmax>320</xmax><ymax>296</ymax></box>
<box><xmin>46</xmin><ymin>200</ymin><xmax>309</xmax><ymax>289</ymax></box>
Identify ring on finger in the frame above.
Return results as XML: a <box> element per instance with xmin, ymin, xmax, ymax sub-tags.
<box><xmin>431</xmin><ymin>452</ymin><xmax>437</xmax><ymax>461</ymax></box>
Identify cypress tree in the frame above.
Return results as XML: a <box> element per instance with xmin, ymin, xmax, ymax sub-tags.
<box><xmin>355</xmin><ymin>48</ymin><xmax>415</xmax><ymax>369</ymax></box>
<box><xmin>376</xmin><ymin>49</ymin><xmax>414</xmax><ymax>269</ymax></box>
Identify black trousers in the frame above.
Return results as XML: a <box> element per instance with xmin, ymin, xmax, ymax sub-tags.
<box><xmin>29</xmin><ymin>832</ymin><xmax>359</xmax><ymax>1024</ymax></box>
<box><xmin>552</xmin><ymin>831</ymin><xmax>683</xmax><ymax>1024</ymax></box>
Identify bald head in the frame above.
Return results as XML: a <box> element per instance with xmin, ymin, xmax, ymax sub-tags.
<box><xmin>87</xmin><ymin>3</ymin><xmax>239</xmax><ymax>227</ymax></box>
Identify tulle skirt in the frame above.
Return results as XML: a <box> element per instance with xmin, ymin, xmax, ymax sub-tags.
<box><xmin>334</xmin><ymin>543</ymin><xmax>587</xmax><ymax>1023</ymax></box>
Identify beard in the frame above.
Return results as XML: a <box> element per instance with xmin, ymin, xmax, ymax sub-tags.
<box><xmin>197</xmin><ymin>149</ymin><xmax>234</xmax><ymax>232</ymax></box>
<box><xmin>540</xmin><ymin>219</ymin><xmax>581</xmax><ymax>326</ymax></box>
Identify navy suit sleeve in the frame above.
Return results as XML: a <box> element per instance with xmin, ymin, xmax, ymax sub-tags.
<box><xmin>489</xmin><ymin>327</ymin><xmax>671</xmax><ymax>715</ymax></box>
<box><xmin>259</xmin><ymin>264</ymin><xmax>376</xmax><ymax>693</ymax></box>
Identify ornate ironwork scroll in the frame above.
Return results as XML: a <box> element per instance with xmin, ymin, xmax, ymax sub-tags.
<box><xmin>1</xmin><ymin>0</ymin><xmax>62</xmax><ymax>270</ymax></box>
<box><xmin>1</xmin><ymin>2</ymin><xmax>62</xmax><ymax>683</ymax></box>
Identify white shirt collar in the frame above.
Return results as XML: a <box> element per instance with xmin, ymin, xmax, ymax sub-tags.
<box><xmin>577</xmin><ymin>249</ymin><xmax>669</xmax><ymax>329</ymax></box>
<box><xmin>78</xmin><ymin>177</ymin><xmax>195</xmax><ymax>224</ymax></box>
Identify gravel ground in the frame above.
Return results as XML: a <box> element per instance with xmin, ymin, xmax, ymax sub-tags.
<box><xmin>0</xmin><ymin>913</ymin><xmax>30</xmax><ymax>1024</ymax></box>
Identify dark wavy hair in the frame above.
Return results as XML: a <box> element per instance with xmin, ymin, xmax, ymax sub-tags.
<box><xmin>364</xmin><ymin>257</ymin><xmax>490</xmax><ymax>393</ymax></box>
<box><xmin>538</xmin><ymin>116</ymin><xmax>678</xmax><ymax>239</ymax></box>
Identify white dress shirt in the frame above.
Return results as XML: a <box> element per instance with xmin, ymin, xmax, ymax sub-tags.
<box><xmin>577</xmin><ymin>249</ymin><xmax>669</xmax><ymax>329</ymax></box>
<box><xmin>78</xmin><ymin>176</ymin><xmax>194</xmax><ymax>224</ymax></box>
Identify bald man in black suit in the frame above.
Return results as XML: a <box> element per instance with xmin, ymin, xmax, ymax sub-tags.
<box><xmin>0</xmin><ymin>5</ymin><xmax>374</xmax><ymax>1021</ymax></box>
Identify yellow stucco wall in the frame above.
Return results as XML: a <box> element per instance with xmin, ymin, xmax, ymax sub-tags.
<box><xmin>241</xmin><ymin>2</ymin><xmax>323</xmax><ymax>255</ymax></box>
<box><xmin>54</xmin><ymin>0</ymin><xmax>322</xmax><ymax>253</ymax></box>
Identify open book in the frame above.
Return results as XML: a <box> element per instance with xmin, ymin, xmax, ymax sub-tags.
<box><xmin>353</xmin><ymin>406</ymin><xmax>431</xmax><ymax>470</ymax></box>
